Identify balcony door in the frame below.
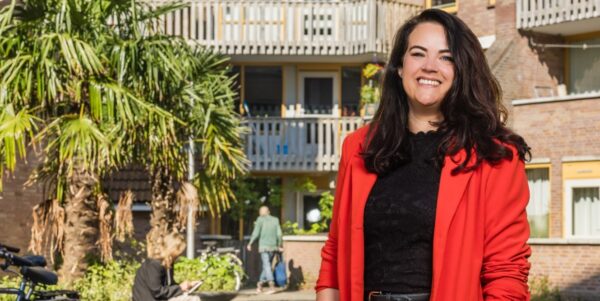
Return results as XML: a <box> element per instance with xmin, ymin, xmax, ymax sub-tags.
<box><xmin>298</xmin><ymin>71</ymin><xmax>339</xmax><ymax>117</ymax></box>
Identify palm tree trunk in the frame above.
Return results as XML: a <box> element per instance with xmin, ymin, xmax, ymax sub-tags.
<box><xmin>59</xmin><ymin>168</ymin><xmax>98</xmax><ymax>284</ymax></box>
<box><xmin>146</xmin><ymin>166</ymin><xmax>175</xmax><ymax>258</ymax></box>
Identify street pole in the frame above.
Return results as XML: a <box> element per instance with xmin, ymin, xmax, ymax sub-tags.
<box><xmin>186</xmin><ymin>100</ymin><xmax>195</xmax><ymax>259</ymax></box>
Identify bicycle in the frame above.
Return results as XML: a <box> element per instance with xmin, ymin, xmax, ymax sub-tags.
<box><xmin>0</xmin><ymin>243</ymin><xmax>79</xmax><ymax>301</ymax></box>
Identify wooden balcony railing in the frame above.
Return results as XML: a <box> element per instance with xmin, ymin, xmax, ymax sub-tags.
<box><xmin>517</xmin><ymin>0</ymin><xmax>600</xmax><ymax>30</ymax></box>
<box><xmin>244</xmin><ymin>117</ymin><xmax>365</xmax><ymax>172</ymax></box>
<box><xmin>147</xmin><ymin>0</ymin><xmax>422</xmax><ymax>56</ymax></box>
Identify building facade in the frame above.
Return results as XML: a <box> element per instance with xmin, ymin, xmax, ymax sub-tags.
<box><xmin>1</xmin><ymin>0</ymin><xmax>599</xmax><ymax>298</ymax></box>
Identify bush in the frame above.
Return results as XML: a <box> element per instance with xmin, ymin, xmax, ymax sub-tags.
<box><xmin>530</xmin><ymin>275</ymin><xmax>561</xmax><ymax>301</ymax></box>
<box><xmin>0</xmin><ymin>275</ymin><xmax>22</xmax><ymax>301</ymax></box>
<box><xmin>175</xmin><ymin>254</ymin><xmax>244</xmax><ymax>292</ymax></box>
<box><xmin>73</xmin><ymin>260</ymin><xmax>140</xmax><ymax>301</ymax></box>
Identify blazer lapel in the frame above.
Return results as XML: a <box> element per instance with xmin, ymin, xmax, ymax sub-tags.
<box><xmin>348</xmin><ymin>152</ymin><xmax>377</xmax><ymax>301</ymax></box>
<box><xmin>349</xmin><ymin>153</ymin><xmax>377</xmax><ymax>230</ymax></box>
<box><xmin>432</xmin><ymin>150</ymin><xmax>475</xmax><ymax>293</ymax></box>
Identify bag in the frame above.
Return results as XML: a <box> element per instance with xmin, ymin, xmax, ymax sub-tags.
<box><xmin>273</xmin><ymin>252</ymin><xmax>287</xmax><ymax>287</ymax></box>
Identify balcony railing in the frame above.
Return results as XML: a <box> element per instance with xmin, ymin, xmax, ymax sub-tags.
<box><xmin>147</xmin><ymin>0</ymin><xmax>421</xmax><ymax>56</ymax></box>
<box><xmin>244</xmin><ymin>117</ymin><xmax>365</xmax><ymax>172</ymax></box>
<box><xmin>517</xmin><ymin>0</ymin><xmax>600</xmax><ymax>31</ymax></box>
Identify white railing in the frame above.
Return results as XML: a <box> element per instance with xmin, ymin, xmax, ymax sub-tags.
<box><xmin>146</xmin><ymin>0</ymin><xmax>421</xmax><ymax>56</ymax></box>
<box><xmin>244</xmin><ymin>117</ymin><xmax>365</xmax><ymax>172</ymax></box>
<box><xmin>517</xmin><ymin>0</ymin><xmax>600</xmax><ymax>29</ymax></box>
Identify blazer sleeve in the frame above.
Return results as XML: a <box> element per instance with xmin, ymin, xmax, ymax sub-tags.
<box><xmin>147</xmin><ymin>261</ymin><xmax>184</xmax><ymax>299</ymax></box>
<box><xmin>315</xmin><ymin>136</ymin><xmax>352</xmax><ymax>292</ymax></box>
<box><xmin>481</xmin><ymin>148</ymin><xmax>532</xmax><ymax>300</ymax></box>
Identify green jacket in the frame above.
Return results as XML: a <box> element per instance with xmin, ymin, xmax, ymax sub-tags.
<box><xmin>249</xmin><ymin>215</ymin><xmax>282</xmax><ymax>252</ymax></box>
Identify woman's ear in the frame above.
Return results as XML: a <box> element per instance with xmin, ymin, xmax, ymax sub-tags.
<box><xmin>397</xmin><ymin>68</ymin><xmax>403</xmax><ymax>78</ymax></box>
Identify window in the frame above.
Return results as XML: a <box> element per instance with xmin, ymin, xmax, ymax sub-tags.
<box><xmin>341</xmin><ymin>67</ymin><xmax>361</xmax><ymax>117</ymax></box>
<box><xmin>568</xmin><ymin>37</ymin><xmax>600</xmax><ymax>94</ymax></box>
<box><xmin>426</xmin><ymin>0</ymin><xmax>458</xmax><ymax>13</ymax></box>
<box><xmin>304</xmin><ymin>77</ymin><xmax>333</xmax><ymax>114</ymax></box>
<box><xmin>526</xmin><ymin>167</ymin><xmax>550</xmax><ymax>238</ymax></box>
<box><xmin>302</xmin><ymin>194</ymin><xmax>321</xmax><ymax>230</ymax></box>
<box><xmin>299</xmin><ymin>71</ymin><xmax>339</xmax><ymax>116</ymax></box>
<box><xmin>244</xmin><ymin>66</ymin><xmax>282</xmax><ymax>117</ymax></box>
<box><xmin>565</xmin><ymin>179</ymin><xmax>600</xmax><ymax>238</ymax></box>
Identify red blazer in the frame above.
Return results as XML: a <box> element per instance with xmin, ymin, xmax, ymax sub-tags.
<box><xmin>316</xmin><ymin>126</ymin><xmax>531</xmax><ymax>301</ymax></box>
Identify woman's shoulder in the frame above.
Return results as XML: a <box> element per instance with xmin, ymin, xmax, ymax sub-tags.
<box><xmin>341</xmin><ymin>124</ymin><xmax>372</xmax><ymax>156</ymax></box>
<box><xmin>142</xmin><ymin>258</ymin><xmax>164</xmax><ymax>270</ymax></box>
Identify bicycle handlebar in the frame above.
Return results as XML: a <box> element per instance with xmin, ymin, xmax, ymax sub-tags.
<box><xmin>0</xmin><ymin>243</ymin><xmax>20</xmax><ymax>253</ymax></box>
<box><xmin>0</xmin><ymin>248</ymin><xmax>33</xmax><ymax>267</ymax></box>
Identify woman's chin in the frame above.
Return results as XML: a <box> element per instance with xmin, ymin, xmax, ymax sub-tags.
<box><xmin>412</xmin><ymin>98</ymin><xmax>443</xmax><ymax>109</ymax></box>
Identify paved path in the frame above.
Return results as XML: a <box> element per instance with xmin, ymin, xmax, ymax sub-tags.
<box><xmin>231</xmin><ymin>288</ymin><xmax>315</xmax><ymax>301</ymax></box>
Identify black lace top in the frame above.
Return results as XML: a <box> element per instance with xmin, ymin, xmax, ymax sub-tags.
<box><xmin>363</xmin><ymin>130</ymin><xmax>443</xmax><ymax>294</ymax></box>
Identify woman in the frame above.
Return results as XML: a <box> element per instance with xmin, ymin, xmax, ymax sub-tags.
<box><xmin>132</xmin><ymin>232</ymin><xmax>201</xmax><ymax>301</ymax></box>
<box><xmin>316</xmin><ymin>9</ymin><xmax>531</xmax><ymax>301</ymax></box>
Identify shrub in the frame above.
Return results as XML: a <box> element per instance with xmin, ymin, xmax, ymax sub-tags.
<box><xmin>0</xmin><ymin>275</ymin><xmax>22</xmax><ymax>301</ymax></box>
<box><xmin>73</xmin><ymin>260</ymin><xmax>140</xmax><ymax>301</ymax></box>
<box><xmin>530</xmin><ymin>275</ymin><xmax>561</xmax><ymax>301</ymax></box>
<box><xmin>175</xmin><ymin>254</ymin><xmax>244</xmax><ymax>292</ymax></box>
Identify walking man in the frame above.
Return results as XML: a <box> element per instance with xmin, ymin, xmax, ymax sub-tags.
<box><xmin>246</xmin><ymin>206</ymin><xmax>283</xmax><ymax>294</ymax></box>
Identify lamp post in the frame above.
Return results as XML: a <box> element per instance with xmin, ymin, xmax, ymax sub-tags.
<box><xmin>186</xmin><ymin>100</ymin><xmax>195</xmax><ymax>259</ymax></box>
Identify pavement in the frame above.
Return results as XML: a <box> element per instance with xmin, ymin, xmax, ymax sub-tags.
<box><xmin>231</xmin><ymin>288</ymin><xmax>316</xmax><ymax>301</ymax></box>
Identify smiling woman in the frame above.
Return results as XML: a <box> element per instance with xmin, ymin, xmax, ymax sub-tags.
<box><xmin>316</xmin><ymin>8</ymin><xmax>532</xmax><ymax>301</ymax></box>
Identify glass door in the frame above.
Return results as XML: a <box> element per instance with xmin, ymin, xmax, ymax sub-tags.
<box><xmin>298</xmin><ymin>71</ymin><xmax>339</xmax><ymax>116</ymax></box>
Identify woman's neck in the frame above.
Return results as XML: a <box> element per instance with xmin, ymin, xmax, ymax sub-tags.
<box><xmin>408</xmin><ymin>109</ymin><xmax>442</xmax><ymax>134</ymax></box>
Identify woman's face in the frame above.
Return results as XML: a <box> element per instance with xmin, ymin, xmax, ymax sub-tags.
<box><xmin>400</xmin><ymin>22</ymin><xmax>455</xmax><ymax>112</ymax></box>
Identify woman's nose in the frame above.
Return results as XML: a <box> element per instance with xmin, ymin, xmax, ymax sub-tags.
<box><xmin>421</xmin><ymin>57</ymin><xmax>439</xmax><ymax>72</ymax></box>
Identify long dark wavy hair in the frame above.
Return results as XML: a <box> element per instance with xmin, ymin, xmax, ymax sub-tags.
<box><xmin>363</xmin><ymin>9</ymin><xmax>530</xmax><ymax>175</ymax></box>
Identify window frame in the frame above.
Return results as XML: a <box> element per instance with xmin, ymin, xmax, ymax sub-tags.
<box><xmin>298</xmin><ymin>71</ymin><xmax>340</xmax><ymax>117</ymax></box>
<box><xmin>525</xmin><ymin>164</ymin><xmax>552</xmax><ymax>238</ymax></box>
<box><xmin>564</xmin><ymin>178</ymin><xmax>600</xmax><ymax>239</ymax></box>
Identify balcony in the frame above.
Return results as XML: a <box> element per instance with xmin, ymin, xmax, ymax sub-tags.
<box><xmin>244</xmin><ymin>117</ymin><xmax>365</xmax><ymax>172</ymax></box>
<box><xmin>147</xmin><ymin>0</ymin><xmax>421</xmax><ymax>56</ymax></box>
<box><xmin>516</xmin><ymin>0</ymin><xmax>600</xmax><ymax>35</ymax></box>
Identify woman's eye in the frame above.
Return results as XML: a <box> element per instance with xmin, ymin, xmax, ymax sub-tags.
<box><xmin>410</xmin><ymin>52</ymin><xmax>425</xmax><ymax>57</ymax></box>
<box><xmin>441</xmin><ymin>56</ymin><xmax>454</xmax><ymax>62</ymax></box>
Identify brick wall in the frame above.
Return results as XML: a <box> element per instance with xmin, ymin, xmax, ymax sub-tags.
<box><xmin>0</xmin><ymin>150</ymin><xmax>45</xmax><ymax>254</ymax></box>
<box><xmin>530</xmin><ymin>244</ymin><xmax>600</xmax><ymax>300</ymax></box>
<box><xmin>454</xmin><ymin>0</ymin><xmax>565</xmax><ymax>116</ymax></box>
<box><xmin>456</xmin><ymin>0</ymin><xmax>496</xmax><ymax>38</ymax></box>
<box><xmin>281</xmin><ymin>239</ymin><xmax>600</xmax><ymax>299</ymax></box>
<box><xmin>512</xmin><ymin>97</ymin><xmax>600</xmax><ymax>237</ymax></box>
<box><xmin>282</xmin><ymin>236</ymin><xmax>326</xmax><ymax>290</ymax></box>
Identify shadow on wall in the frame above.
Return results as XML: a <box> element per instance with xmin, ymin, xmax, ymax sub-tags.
<box><xmin>287</xmin><ymin>259</ymin><xmax>305</xmax><ymax>290</ymax></box>
<box><xmin>561</xmin><ymin>272</ymin><xmax>600</xmax><ymax>301</ymax></box>
<box><xmin>531</xmin><ymin>273</ymin><xmax>600</xmax><ymax>301</ymax></box>
<box><xmin>519</xmin><ymin>30</ymin><xmax>566</xmax><ymax>97</ymax></box>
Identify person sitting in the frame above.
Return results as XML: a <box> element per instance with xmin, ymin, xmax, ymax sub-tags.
<box><xmin>132</xmin><ymin>232</ymin><xmax>200</xmax><ymax>301</ymax></box>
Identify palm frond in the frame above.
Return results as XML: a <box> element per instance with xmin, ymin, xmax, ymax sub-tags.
<box><xmin>0</xmin><ymin>104</ymin><xmax>38</xmax><ymax>190</ymax></box>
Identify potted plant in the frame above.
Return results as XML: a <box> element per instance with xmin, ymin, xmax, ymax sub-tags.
<box><xmin>175</xmin><ymin>251</ymin><xmax>244</xmax><ymax>301</ymax></box>
<box><xmin>360</xmin><ymin>63</ymin><xmax>384</xmax><ymax>117</ymax></box>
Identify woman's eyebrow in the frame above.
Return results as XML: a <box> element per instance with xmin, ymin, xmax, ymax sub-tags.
<box><xmin>409</xmin><ymin>45</ymin><xmax>452</xmax><ymax>54</ymax></box>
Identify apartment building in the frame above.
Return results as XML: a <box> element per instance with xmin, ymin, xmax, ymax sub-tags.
<box><xmin>428</xmin><ymin>0</ymin><xmax>600</xmax><ymax>298</ymax></box>
<box><xmin>124</xmin><ymin>0</ymin><xmax>600</xmax><ymax>295</ymax></box>
<box><xmin>1</xmin><ymin>0</ymin><xmax>598</xmax><ymax>297</ymax></box>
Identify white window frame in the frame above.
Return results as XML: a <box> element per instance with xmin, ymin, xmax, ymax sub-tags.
<box><xmin>298</xmin><ymin>71</ymin><xmax>340</xmax><ymax>117</ymax></box>
<box><xmin>564</xmin><ymin>178</ymin><xmax>600</xmax><ymax>238</ymax></box>
<box><xmin>295</xmin><ymin>190</ymin><xmax>326</xmax><ymax>229</ymax></box>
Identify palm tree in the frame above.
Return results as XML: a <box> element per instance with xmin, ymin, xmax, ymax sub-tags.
<box><xmin>0</xmin><ymin>0</ymin><xmax>247</xmax><ymax>283</ymax></box>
